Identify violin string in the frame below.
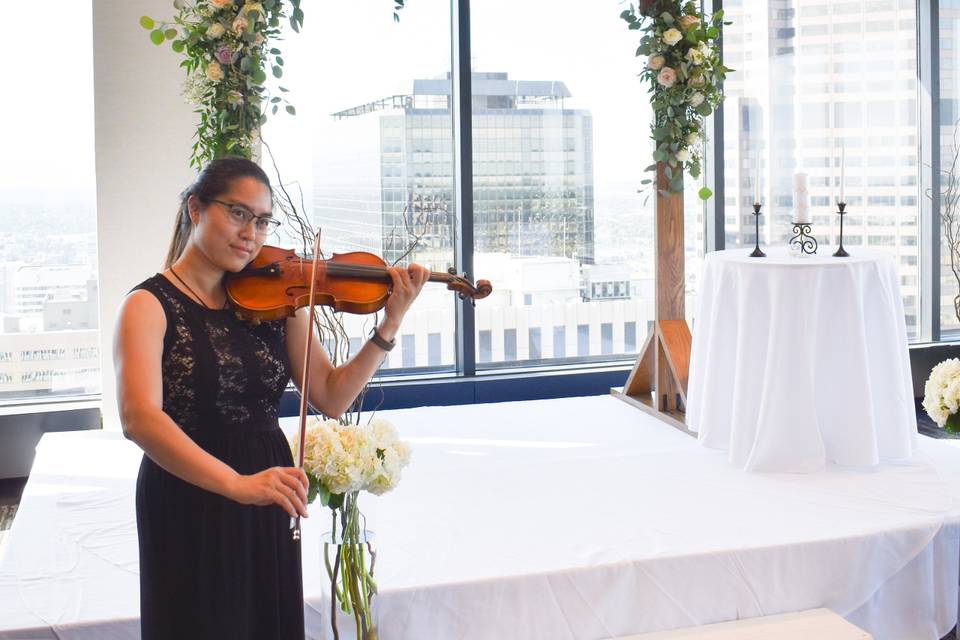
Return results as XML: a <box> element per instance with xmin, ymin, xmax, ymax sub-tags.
<box><xmin>323</xmin><ymin>262</ymin><xmax>450</xmax><ymax>281</ymax></box>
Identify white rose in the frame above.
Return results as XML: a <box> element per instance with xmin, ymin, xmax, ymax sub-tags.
<box><xmin>689</xmin><ymin>92</ymin><xmax>705</xmax><ymax>107</ymax></box>
<box><xmin>232</xmin><ymin>15</ymin><xmax>249</xmax><ymax>34</ymax></box>
<box><xmin>699</xmin><ymin>41</ymin><xmax>710</xmax><ymax>56</ymax></box>
<box><xmin>647</xmin><ymin>54</ymin><xmax>666</xmax><ymax>70</ymax></box>
<box><xmin>686</xmin><ymin>48</ymin><xmax>704</xmax><ymax>65</ymax></box>
<box><xmin>686</xmin><ymin>132</ymin><xmax>700</xmax><ymax>145</ymax></box>
<box><xmin>662</xmin><ymin>28</ymin><xmax>683</xmax><ymax>46</ymax></box>
<box><xmin>205</xmin><ymin>61</ymin><xmax>224</xmax><ymax>82</ymax></box>
<box><xmin>206</xmin><ymin>22</ymin><xmax>226</xmax><ymax>38</ymax></box>
<box><xmin>676</xmin><ymin>149</ymin><xmax>691</xmax><ymax>162</ymax></box>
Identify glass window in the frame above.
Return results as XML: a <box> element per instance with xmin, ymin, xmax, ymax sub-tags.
<box><xmin>263</xmin><ymin>3</ymin><xmax>456</xmax><ymax>373</ymax></box>
<box><xmin>0</xmin><ymin>2</ymin><xmax>99</xmax><ymax>401</ymax></box>
<box><xmin>723</xmin><ymin>0</ymin><xmax>920</xmax><ymax>337</ymax></box>
<box><xmin>469</xmin><ymin>2</ymin><xmax>652</xmax><ymax>368</ymax></box>
<box><xmin>941</xmin><ymin>0</ymin><xmax>960</xmax><ymax>334</ymax></box>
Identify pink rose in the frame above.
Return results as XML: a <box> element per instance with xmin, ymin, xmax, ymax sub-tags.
<box><xmin>215</xmin><ymin>45</ymin><xmax>237</xmax><ymax>65</ymax></box>
<box><xmin>647</xmin><ymin>54</ymin><xmax>666</xmax><ymax>70</ymax></box>
<box><xmin>678</xmin><ymin>15</ymin><xmax>700</xmax><ymax>29</ymax></box>
<box><xmin>657</xmin><ymin>67</ymin><xmax>677</xmax><ymax>88</ymax></box>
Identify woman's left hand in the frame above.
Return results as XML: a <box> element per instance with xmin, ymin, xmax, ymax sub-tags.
<box><xmin>383</xmin><ymin>263</ymin><xmax>430</xmax><ymax>326</ymax></box>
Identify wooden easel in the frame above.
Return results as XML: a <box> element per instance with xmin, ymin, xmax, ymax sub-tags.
<box><xmin>612</xmin><ymin>163</ymin><xmax>694</xmax><ymax>435</ymax></box>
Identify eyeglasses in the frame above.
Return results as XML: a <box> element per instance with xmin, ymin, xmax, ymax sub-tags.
<box><xmin>206</xmin><ymin>199</ymin><xmax>281</xmax><ymax>235</ymax></box>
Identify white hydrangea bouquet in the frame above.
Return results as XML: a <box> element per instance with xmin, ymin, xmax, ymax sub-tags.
<box><xmin>291</xmin><ymin>417</ymin><xmax>412</xmax><ymax>640</ymax></box>
<box><xmin>922</xmin><ymin>358</ymin><xmax>960</xmax><ymax>434</ymax></box>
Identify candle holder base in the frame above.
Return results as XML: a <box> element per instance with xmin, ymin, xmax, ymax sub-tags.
<box><xmin>789</xmin><ymin>222</ymin><xmax>818</xmax><ymax>256</ymax></box>
<box><xmin>749</xmin><ymin>203</ymin><xmax>765</xmax><ymax>258</ymax></box>
<box><xmin>833</xmin><ymin>202</ymin><xmax>850</xmax><ymax>258</ymax></box>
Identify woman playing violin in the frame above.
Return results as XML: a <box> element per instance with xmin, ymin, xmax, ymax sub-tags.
<box><xmin>113</xmin><ymin>156</ymin><xmax>429</xmax><ymax>639</ymax></box>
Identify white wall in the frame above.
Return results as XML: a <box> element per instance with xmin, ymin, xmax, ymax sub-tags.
<box><xmin>94</xmin><ymin>0</ymin><xmax>195</xmax><ymax>429</ymax></box>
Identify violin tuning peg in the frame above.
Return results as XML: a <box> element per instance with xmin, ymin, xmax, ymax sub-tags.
<box><xmin>447</xmin><ymin>266</ymin><xmax>457</xmax><ymax>276</ymax></box>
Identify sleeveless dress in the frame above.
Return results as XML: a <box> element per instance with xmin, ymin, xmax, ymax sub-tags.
<box><xmin>131</xmin><ymin>274</ymin><xmax>304</xmax><ymax>640</ymax></box>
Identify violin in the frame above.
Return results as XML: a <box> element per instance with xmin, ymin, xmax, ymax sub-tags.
<box><xmin>224</xmin><ymin>245</ymin><xmax>493</xmax><ymax>321</ymax></box>
<box><xmin>231</xmin><ymin>242</ymin><xmax>491</xmax><ymax>542</ymax></box>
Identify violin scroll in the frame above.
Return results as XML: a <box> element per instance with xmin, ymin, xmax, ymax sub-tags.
<box><xmin>444</xmin><ymin>267</ymin><xmax>493</xmax><ymax>302</ymax></box>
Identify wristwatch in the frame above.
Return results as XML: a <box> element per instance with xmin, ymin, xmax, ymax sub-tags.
<box><xmin>369</xmin><ymin>326</ymin><xmax>396</xmax><ymax>352</ymax></box>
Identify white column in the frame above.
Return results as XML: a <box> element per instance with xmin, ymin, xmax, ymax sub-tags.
<box><xmin>94</xmin><ymin>0</ymin><xmax>195</xmax><ymax>429</ymax></box>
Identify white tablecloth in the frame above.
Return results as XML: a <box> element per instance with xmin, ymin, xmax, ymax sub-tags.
<box><xmin>1</xmin><ymin>396</ymin><xmax>958</xmax><ymax>640</ymax></box>
<box><xmin>686</xmin><ymin>247</ymin><xmax>918</xmax><ymax>472</ymax></box>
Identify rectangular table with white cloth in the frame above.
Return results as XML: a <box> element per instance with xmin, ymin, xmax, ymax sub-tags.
<box><xmin>1</xmin><ymin>396</ymin><xmax>958</xmax><ymax>639</ymax></box>
<box><xmin>687</xmin><ymin>247</ymin><xmax>917</xmax><ymax>472</ymax></box>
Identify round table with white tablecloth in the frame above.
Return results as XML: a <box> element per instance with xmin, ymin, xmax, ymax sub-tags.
<box><xmin>686</xmin><ymin>247</ymin><xmax>918</xmax><ymax>472</ymax></box>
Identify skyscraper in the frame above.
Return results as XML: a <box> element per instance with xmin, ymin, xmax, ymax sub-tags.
<box><xmin>721</xmin><ymin>0</ymin><xmax>920</xmax><ymax>334</ymax></box>
<box><xmin>333</xmin><ymin>72</ymin><xmax>596</xmax><ymax>267</ymax></box>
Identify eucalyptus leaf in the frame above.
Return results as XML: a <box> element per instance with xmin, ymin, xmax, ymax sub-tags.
<box><xmin>318</xmin><ymin>482</ymin><xmax>331</xmax><ymax>506</ymax></box>
<box><xmin>139</xmin><ymin>16</ymin><xmax>155</xmax><ymax>30</ymax></box>
<box><xmin>150</xmin><ymin>29</ymin><xmax>165</xmax><ymax>45</ymax></box>
<box><xmin>698</xmin><ymin>186</ymin><xmax>713</xmax><ymax>200</ymax></box>
<box><xmin>286</xmin><ymin>105</ymin><xmax>296</xmax><ymax>115</ymax></box>
<box><xmin>272</xmin><ymin>65</ymin><xmax>283</xmax><ymax>78</ymax></box>
<box><xmin>172</xmin><ymin>40</ymin><xmax>184</xmax><ymax>53</ymax></box>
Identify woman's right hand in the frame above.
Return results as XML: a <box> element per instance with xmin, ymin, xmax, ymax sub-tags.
<box><xmin>227</xmin><ymin>467</ymin><xmax>309</xmax><ymax>519</ymax></box>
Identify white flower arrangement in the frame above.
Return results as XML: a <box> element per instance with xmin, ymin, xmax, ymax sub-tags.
<box><xmin>293</xmin><ymin>417</ymin><xmax>412</xmax><ymax>505</ymax></box>
<box><xmin>622</xmin><ymin>0</ymin><xmax>733</xmax><ymax>200</ymax></box>
<box><xmin>290</xmin><ymin>416</ymin><xmax>412</xmax><ymax>640</ymax></box>
<box><xmin>922</xmin><ymin>358</ymin><xmax>960</xmax><ymax>433</ymax></box>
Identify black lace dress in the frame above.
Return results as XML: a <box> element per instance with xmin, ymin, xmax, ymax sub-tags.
<box><xmin>131</xmin><ymin>274</ymin><xmax>304</xmax><ymax>640</ymax></box>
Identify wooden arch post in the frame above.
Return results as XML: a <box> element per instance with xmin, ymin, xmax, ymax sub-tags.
<box><xmin>613</xmin><ymin>162</ymin><xmax>694</xmax><ymax>435</ymax></box>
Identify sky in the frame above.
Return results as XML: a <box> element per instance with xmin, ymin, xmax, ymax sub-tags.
<box><xmin>2</xmin><ymin>1</ymin><xmax>653</xmax><ymax>193</ymax></box>
<box><xmin>3</xmin><ymin>2</ymin><xmax>96</xmax><ymax>190</ymax></box>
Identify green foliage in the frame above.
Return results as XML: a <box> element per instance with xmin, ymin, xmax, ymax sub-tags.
<box><xmin>621</xmin><ymin>0</ymin><xmax>733</xmax><ymax>200</ymax></box>
<box><xmin>142</xmin><ymin>1</ymin><xmax>410</xmax><ymax>170</ymax></box>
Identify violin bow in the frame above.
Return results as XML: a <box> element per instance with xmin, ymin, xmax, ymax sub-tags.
<box><xmin>292</xmin><ymin>230</ymin><xmax>323</xmax><ymax>541</ymax></box>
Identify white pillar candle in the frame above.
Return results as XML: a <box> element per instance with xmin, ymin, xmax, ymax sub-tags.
<box><xmin>794</xmin><ymin>172</ymin><xmax>810</xmax><ymax>223</ymax></box>
<box><xmin>754</xmin><ymin>152</ymin><xmax>761</xmax><ymax>205</ymax></box>
<box><xmin>839</xmin><ymin>144</ymin><xmax>845</xmax><ymax>204</ymax></box>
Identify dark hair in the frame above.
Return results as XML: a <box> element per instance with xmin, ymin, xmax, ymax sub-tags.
<box><xmin>165</xmin><ymin>156</ymin><xmax>273</xmax><ymax>269</ymax></box>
